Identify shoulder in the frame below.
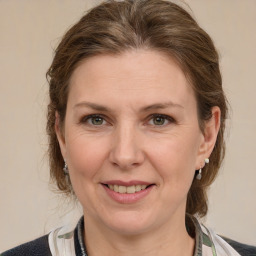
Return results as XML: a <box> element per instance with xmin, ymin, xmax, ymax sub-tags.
<box><xmin>190</xmin><ymin>215</ymin><xmax>256</xmax><ymax>256</ymax></box>
<box><xmin>1</xmin><ymin>234</ymin><xmax>51</xmax><ymax>256</ymax></box>
<box><xmin>221</xmin><ymin>236</ymin><xmax>256</xmax><ymax>256</ymax></box>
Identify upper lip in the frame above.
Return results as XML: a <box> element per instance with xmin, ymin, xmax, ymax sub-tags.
<box><xmin>102</xmin><ymin>180</ymin><xmax>153</xmax><ymax>186</ymax></box>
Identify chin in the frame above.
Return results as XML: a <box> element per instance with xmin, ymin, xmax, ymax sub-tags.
<box><xmin>102</xmin><ymin>210</ymin><xmax>157</xmax><ymax>235</ymax></box>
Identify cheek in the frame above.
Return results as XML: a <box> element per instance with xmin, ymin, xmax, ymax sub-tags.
<box><xmin>150</xmin><ymin>133</ymin><xmax>199</xmax><ymax>186</ymax></box>
<box><xmin>65</xmin><ymin>131</ymin><xmax>109</xmax><ymax>181</ymax></box>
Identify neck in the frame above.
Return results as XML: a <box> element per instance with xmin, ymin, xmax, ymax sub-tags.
<box><xmin>83</xmin><ymin>213</ymin><xmax>195</xmax><ymax>256</ymax></box>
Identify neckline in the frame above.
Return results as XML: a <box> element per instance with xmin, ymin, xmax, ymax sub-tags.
<box><xmin>75</xmin><ymin>215</ymin><xmax>205</xmax><ymax>256</ymax></box>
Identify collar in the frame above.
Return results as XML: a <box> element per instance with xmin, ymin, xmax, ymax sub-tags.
<box><xmin>49</xmin><ymin>215</ymin><xmax>241</xmax><ymax>256</ymax></box>
<box><xmin>74</xmin><ymin>215</ymin><xmax>213</xmax><ymax>256</ymax></box>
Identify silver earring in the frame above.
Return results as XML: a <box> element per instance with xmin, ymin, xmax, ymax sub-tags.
<box><xmin>196</xmin><ymin>158</ymin><xmax>209</xmax><ymax>180</ymax></box>
<box><xmin>196</xmin><ymin>168</ymin><xmax>202</xmax><ymax>180</ymax></box>
<box><xmin>63</xmin><ymin>161</ymin><xmax>69</xmax><ymax>175</ymax></box>
<box><xmin>62</xmin><ymin>160</ymin><xmax>74</xmax><ymax>193</ymax></box>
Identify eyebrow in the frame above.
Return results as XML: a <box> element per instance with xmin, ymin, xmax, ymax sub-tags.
<box><xmin>74</xmin><ymin>101</ymin><xmax>184</xmax><ymax>112</ymax></box>
<box><xmin>141</xmin><ymin>102</ymin><xmax>184</xmax><ymax>111</ymax></box>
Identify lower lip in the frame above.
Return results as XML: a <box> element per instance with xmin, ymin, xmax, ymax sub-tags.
<box><xmin>102</xmin><ymin>184</ymin><xmax>154</xmax><ymax>204</ymax></box>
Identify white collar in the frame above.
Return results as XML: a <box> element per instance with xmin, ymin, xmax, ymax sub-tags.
<box><xmin>48</xmin><ymin>216</ymin><xmax>241</xmax><ymax>256</ymax></box>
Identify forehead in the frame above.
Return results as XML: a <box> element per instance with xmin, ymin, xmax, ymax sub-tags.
<box><xmin>68</xmin><ymin>50</ymin><xmax>196</xmax><ymax>110</ymax></box>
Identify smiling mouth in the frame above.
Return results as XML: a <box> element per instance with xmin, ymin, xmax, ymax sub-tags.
<box><xmin>103</xmin><ymin>184</ymin><xmax>154</xmax><ymax>194</ymax></box>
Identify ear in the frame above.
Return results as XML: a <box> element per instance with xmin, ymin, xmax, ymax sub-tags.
<box><xmin>55</xmin><ymin>111</ymin><xmax>67</xmax><ymax>159</ymax></box>
<box><xmin>197</xmin><ymin>106</ymin><xmax>221</xmax><ymax>167</ymax></box>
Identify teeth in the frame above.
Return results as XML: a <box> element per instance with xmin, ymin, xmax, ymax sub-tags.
<box><xmin>135</xmin><ymin>185</ymin><xmax>142</xmax><ymax>192</ymax></box>
<box><xmin>114</xmin><ymin>185</ymin><xmax>119</xmax><ymax>192</ymax></box>
<box><xmin>107</xmin><ymin>184</ymin><xmax>149</xmax><ymax>194</ymax></box>
<box><xmin>118</xmin><ymin>185</ymin><xmax>126</xmax><ymax>193</ymax></box>
<box><xmin>127</xmin><ymin>185</ymin><xmax>135</xmax><ymax>194</ymax></box>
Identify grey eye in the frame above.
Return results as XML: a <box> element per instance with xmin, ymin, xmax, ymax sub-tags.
<box><xmin>148</xmin><ymin>114</ymin><xmax>174</xmax><ymax>126</ymax></box>
<box><xmin>152</xmin><ymin>116</ymin><xmax>167</xmax><ymax>125</ymax></box>
<box><xmin>90</xmin><ymin>116</ymin><xmax>105</xmax><ymax>125</ymax></box>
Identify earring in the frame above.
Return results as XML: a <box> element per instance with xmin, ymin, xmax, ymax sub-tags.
<box><xmin>63</xmin><ymin>161</ymin><xmax>69</xmax><ymax>175</ymax></box>
<box><xmin>196</xmin><ymin>158</ymin><xmax>210</xmax><ymax>180</ymax></box>
<box><xmin>196</xmin><ymin>168</ymin><xmax>202</xmax><ymax>180</ymax></box>
<box><xmin>62</xmin><ymin>160</ymin><xmax>74</xmax><ymax>193</ymax></box>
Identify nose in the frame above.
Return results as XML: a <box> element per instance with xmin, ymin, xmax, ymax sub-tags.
<box><xmin>109</xmin><ymin>123</ymin><xmax>145</xmax><ymax>170</ymax></box>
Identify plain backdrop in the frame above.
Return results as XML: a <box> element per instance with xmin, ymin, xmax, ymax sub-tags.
<box><xmin>0</xmin><ymin>0</ymin><xmax>255</xmax><ymax>252</ymax></box>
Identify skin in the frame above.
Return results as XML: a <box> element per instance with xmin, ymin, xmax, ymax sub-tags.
<box><xmin>56</xmin><ymin>49</ymin><xmax>220</xmax><ymax>256</ymax></box>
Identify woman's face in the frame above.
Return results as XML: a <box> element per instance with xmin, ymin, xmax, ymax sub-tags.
<box><xmin>57</xmin><ymin>50</ymin><xmax>210</xmax><ymax>235</ymax></box>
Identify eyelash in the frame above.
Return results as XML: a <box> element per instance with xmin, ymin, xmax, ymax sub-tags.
<box><xmin>80</xmin><ymin>114</ymin><xmax>175</xmax><ymax>127</ymax></box>
<box><xmin>148</xmin><ymin>114</ymin><xmax>175</xmax><ymax>126</ymax></box>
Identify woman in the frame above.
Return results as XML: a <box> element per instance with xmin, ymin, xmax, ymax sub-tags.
<box><xmin>2</xmin><ymin>0</ymin><xmax>256</xmax><ymax>255</ymax></box>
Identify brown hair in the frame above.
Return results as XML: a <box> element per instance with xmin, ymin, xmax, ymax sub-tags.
<box><xmin>46</xmin><ymin>0</ymin><xmax>227</xmax><ymax>217</ymax></box>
